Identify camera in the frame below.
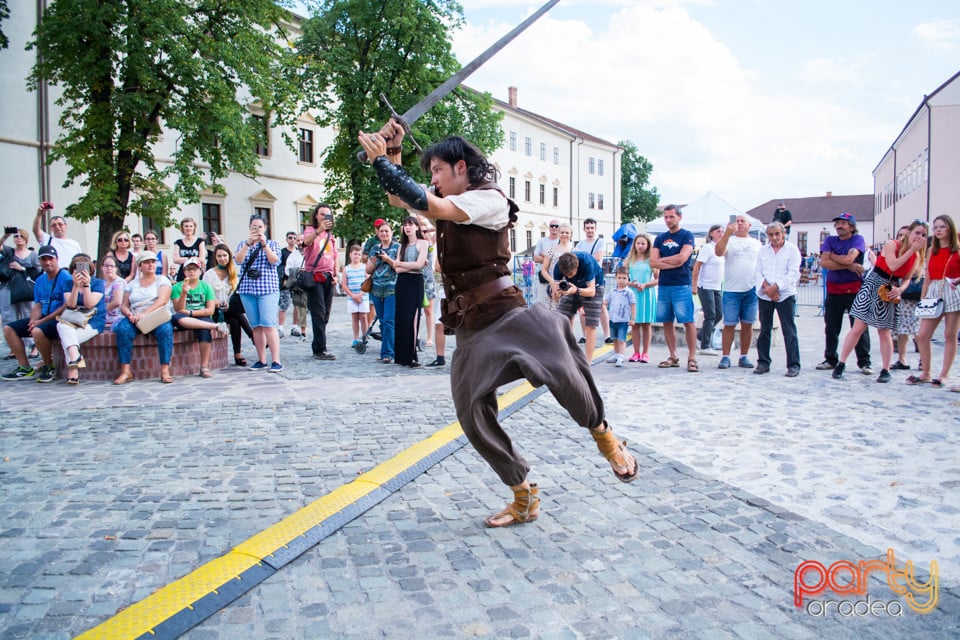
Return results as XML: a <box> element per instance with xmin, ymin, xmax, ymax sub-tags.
<box><xmin>373</xmin><ymin>247</ymin><xmax>384</xmax><ymax>258</ymax></box>
<box><xmin>247</xmin><ymin>268</ymin><xmax>261</xmax><ymax>280</ymax></box>
<box><xmin>558</xmin><ymin>280</ymin><xmax>571</xmax><ymax>291</ymax></box>
<box><xmin>41</xmin><ymin>202</ymin><xmax>54</xmax><ymax>210</ymax></box>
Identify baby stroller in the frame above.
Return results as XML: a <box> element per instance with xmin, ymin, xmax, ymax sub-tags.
<box><xmin>354</xmin><ymin>315</ymin><xmax>379</xmax><ymax>354</ymax></box>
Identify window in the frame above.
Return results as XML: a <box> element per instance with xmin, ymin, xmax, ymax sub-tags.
<box><xmin>524</xmin><ymin>137</ymin><xmax>532</xmax><ymax>156</ymax></box>
<box><xmin>525</xmin><ymin>230</ymin><xmax>532</xmax><ymax>249</ymax></box>
<box><xmin>509</xmin><ymin>131</ymin><xmax>517</xmax><ymax>151</ymax></box>
<box><xmin>254</xmin><ymin>206</ymin><xmax>272</xmax><ymax>238</ymax></box>
<box><xmin>588</xmin><ymin>157</ymin><xmax>595</xmax><ymax>174</ymax></box>
<box><xmin>553</xmin><ymin>187</ymin><xmax>559</xmax><ymax>207</ymax></box>
<box><xmin>524</xmin><ymin>181</ymin><xmax>531</xmax><ymax>202</ymax></box>
<box><xmin>509</xmin><ymin>228</ymin><xmax>516</xmax><ymax>253</ymax></box>
<box><xmin>797</xmin><ymin>231</ymin><xmax>808</xmax><ymax>255</ymax></box>
<box><xmin>598</xmin><ymin>159</ymin><xmax>604</xmax><ymax>176</ymax></box>
<box><xmin>252</xmin><ymin>115</ymin><xmax>270</xmax><ymax>157</ymax></box>
<box><xmin>201</xmin><ymin>203</ymin><xmax>222</xmax><ymax>236</ymax></box>
<box><xmin>539</xmin><ymin>184</ymin><xmax>545</xmax><ymax>205</ymax></box>
<box><xmin>142</xmin><ymin>216</ymin><xmax>165</xmax><ymax>244</ymax></box>
<box><xmin>597</xmin><ymin>194</ymin><xmax>604</xmax><ymax>210</ymax></box>
<box><xmin>298</xmin><ymin>127</ymin><xmax>314</xmax><ymax>163</ymax></box>
<box><xmin>509</xmin><ymin>177</ymin><xmax>516</xmax><ymax>199</ymax></box>
<box><xmin>540</xmin><ymin>142</ymin><xmax>546</xmax><ymax>161</ymax></box>
<box><xmin>588</xmin><ymin>193</ymin><xmax>595</xmax><ymax>209</ymax></box>
<box><xmin>553</xmin><ymin>147</ymin><xmax>559</xmax><ymax>164</ymax></box>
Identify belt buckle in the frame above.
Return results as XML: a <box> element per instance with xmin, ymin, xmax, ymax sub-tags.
<box><xmin>450</xmin><ymin>294</ymin><xmax>469</xmax><ymax>313</ymax></box>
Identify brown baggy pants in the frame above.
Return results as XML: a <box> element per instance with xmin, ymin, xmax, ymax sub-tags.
<box><xmin>450</xmin><ymin>304</ymin><xmax>605</xmax><ymax>487</ymax></box>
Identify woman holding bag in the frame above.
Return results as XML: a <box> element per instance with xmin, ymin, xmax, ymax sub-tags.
<box><xmin>112</xmin><ymin>251</ymin><xmax>174</xmax><ymax>384</ymax></box>
<box><xmin>56</xmin><ymin>254</ymin><xmax>106</xmax><ymax>385</ymax></box>
<box><xmin>0</xmin><ymin>228</ymin><xmax>39</xmax><ymax>340</ymax></box>
<box><xmin>912</xmin><ymin>215</ymin><xmax>960</xmax><ymax>387</ymax></box>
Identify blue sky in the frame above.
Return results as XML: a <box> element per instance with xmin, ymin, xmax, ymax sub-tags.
<box><xmin>448</xmin><ymin>0</ymin><xmax>960</xmax><ymax>210</ymax></box>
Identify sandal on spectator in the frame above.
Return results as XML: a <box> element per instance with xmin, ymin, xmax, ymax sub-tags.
<box><xmin>113</xmin><ymin>373</ymin><xmax>134</xmax><ymax>385</ymax></box>
<box><xmin>234</xmin><ymin>355</ymin><xmax>247</xmax><ymax>367</ymax></box>
<box><xmin>905</xmin><ymin>375</ymin><xmax>930</xmax><ymax>385</ymax></box>
<box><xmin>687</xmin><ymin>359</ymin><xmax>699</xmax><ymax>372</ymax></box>
<box><xmin>199</xmin><ymin>368</ymin><xmax>213</xmax><ymax>378</ymax></box>
<box><xmin>591</xmin><ymin>422</ymin><xmax>639</xmax><ymax>483</ymax></box>
<box><xmin>931</xmin><ymin>379</ymin><xmax>944</xmax><ymax>388</ymax></box>
<box><xmin>67</xmin><ymin>355</ymin><xmax>85</xmax><ymax>370</ymax></box>
<box><xmin>484</xmin><ymin>484</ymin><xmax>540</xmax><ymax>528</ymax></box>
<box><xmin>658</xmin><ymin>356</ymin><xmax>679</xmax><ymax>368</ymax></box>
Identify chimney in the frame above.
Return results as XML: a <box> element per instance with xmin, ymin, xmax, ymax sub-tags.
<box><xmin>508</xmin><ymin>86</ymin><xmax>518</xmax><ymax>108</ymax></box>
<box><xmin>825</xmin><ymin>191</ymin><xmax>832</xmax><ymax>198</ymax></box>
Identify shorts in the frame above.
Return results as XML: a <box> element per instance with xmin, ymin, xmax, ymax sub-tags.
<box><xmin>278</xmin><ymin>289</ymin><xmax>292</xmax><ymax>311</ymax></box>
<box><xmin>655</xmin><ymin>285</ymin><xmax>695</xmax><ymax>324</ymax></box>
<box><xmin>347</xmin><ymin>298</ymin><xmax>370</xmax><ymax>314</ymax></box>
<box><xmin>723</xmin><ymin>289</ymin><xmax>758</xmax><ymax>325</ymax></box>
<box><xmin>239</xmin><ymin>292</ymin><xmax>279</xmax><ymax>328</ymax></box>
<box><xmin>172</xmin><ymin>313</ymin><xmax>215</xmax><ymax>343</ymax></box>
<box><xmin>6</xmin><ymin>317</ymin><xmax>59</xmax><ymax>340</ymax></box>
<box><xmin>557</xmin><ymin>285</ymin><xmax>603</xmax><ymax>327</ymax></box>
<box><xmin>609</xmin><ymin>321</ymin><xmax>628</xmax><ymax>342</ymax></box>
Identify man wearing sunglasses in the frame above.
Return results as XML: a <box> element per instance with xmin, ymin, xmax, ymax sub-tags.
<box><xmin>33</xmin><ymin>204</ymin><xmax>82</xmax><ymax>267</ymax></box>
<box><xmin>533</xmin><ymin>219</ymin><xmax>561</xmax><ymax>305</ymax></box>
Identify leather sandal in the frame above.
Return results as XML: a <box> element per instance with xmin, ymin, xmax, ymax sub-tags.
<box><xmin>113</xmin><ymin>373</ymin><xmax>134</xmax><ymax>385</ymax></box>
<box><xmin>658</xmin><ymin>356</ymin><xmax>679</xmax><ymax>368</ymax></box>
<box><xmin>687</xmin><ymin>359</ymin><xmax>699</xmax><ymax>372</ymax></box>
<box><xmin>484</xmin><ymin>484</ymin><xmax>540</xmax><ymax>528</ymax></box>
<box><xmin>591</xmin><ymin>422</ymin><xmax>639</xmax><ymax>483</ymax></box>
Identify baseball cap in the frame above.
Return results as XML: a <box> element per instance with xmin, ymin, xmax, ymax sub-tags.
<box><xmin>374</xmin><ymin>218</ymin><xmax>387</xmax><ymax>228</ymax></box>
<box><xmin>38</xmin><ymin>245</ymin><xmax>58</xmax><ymax>259</ymax></box>
<box><xmin>136</xmin><ymin>250</ymin><xmax>158</xmax><ymax>264</ymax></box>
<box><xmin>832</xmin><ymin>212</ymin><xmax>857</xmax><ymax>225</ymax></box>
<box><xmin>183</xmin><ymin>257</ymin><xmax>203</xmax><ymax>269</ymax></box>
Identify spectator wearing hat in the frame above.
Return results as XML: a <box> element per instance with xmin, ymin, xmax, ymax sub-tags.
<box><xmin>112</xmin><ymin>250</ymin><xmax>175</xmax><ymax>384</ymax></box>
<box><xmin>772</xmin><ymin>202</ymin><xmax>793</xmax><ymax>237</ymax></box>
<box><xmin>171</xmin><ymin>257</ymin><xmax>221</xmax><ymax>378</ymax></box>
<box><xmin>2</xmin><ymin>245</ymin><xmax>74</xmax><ymax>382</ymax></box>
<box><xmin>816</xmin><ymin>212</ymin><xmax>872</xmax><ymax>374</ymax></box>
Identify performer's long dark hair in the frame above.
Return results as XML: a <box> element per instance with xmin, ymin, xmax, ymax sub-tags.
<box><xmin>420</xmin><ymin>136</ymin><xmax>499</xmax><ymax>189</ymax></box>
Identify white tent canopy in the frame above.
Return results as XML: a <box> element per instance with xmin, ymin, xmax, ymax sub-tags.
<box><xmin>645</xmin><ymin>191</ymin><xmax>764</xmax><ymax>238</ymax></box>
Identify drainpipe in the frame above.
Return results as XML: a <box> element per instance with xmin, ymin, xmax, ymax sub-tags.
<box><xmin>570</xmin><ymin>137</ymin><xmax>583</xmax><ymax>227</ymax></box>
<box><xmin>925</xmin><ymin>101</ymin><xmax>932</xmax><ymax>220</ymax></box>
<box><xmin>36</xmin><ymin>0</ymin><xmax>51</xmax><ymax>205</ymax></box>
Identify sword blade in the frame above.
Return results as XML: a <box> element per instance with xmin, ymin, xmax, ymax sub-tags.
<box><xmin>400</xmin><ymin>0</ymin><xmax>560</xmax><ymax>125</ymax></box>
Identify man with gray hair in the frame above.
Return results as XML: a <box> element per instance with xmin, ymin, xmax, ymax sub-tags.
<box><xmin>33</xmin><ymin>204</ymin><xmax>82</xmax><ymax>267</ymax></box>
<box><xmin>754</xmin><ymin>222</ymin><xmax>802</xmax><ymax>376</ymax></box>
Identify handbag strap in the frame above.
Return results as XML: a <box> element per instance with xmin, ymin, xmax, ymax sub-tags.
<box><xmin>308</xmin><ymin>234</ymin><xmax>331</xmax><ymax>273</ymax></box>
<box><xmin>235</xmin><ymin>242</ymin><xmax>263</xmax><ymax>292</ymax></box>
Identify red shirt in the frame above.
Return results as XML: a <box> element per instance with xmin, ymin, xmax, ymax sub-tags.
<box><xmin>875</xmin><ymin>241</ymin><xmax>918</xmax><ymax>279</ymax></box>
<box><xmin>927</xmin><ymin>247</ymin><xmax>958</xmax><ymax>281</ymax></box>
<box><xmin>302</xmin><ymin>227</ymin><xmax>337</xmax><ymax>274</ymax></box>
<box><xmin>945</xmin><ymin>252</ymin><xmax>960</xmax><ymax>279</ymax></box>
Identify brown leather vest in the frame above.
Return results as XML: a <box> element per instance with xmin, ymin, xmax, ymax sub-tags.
<box><xmin>437</xmin><ymin>182</ymin><xmax>525</xmax><ymax>331</ymax></box>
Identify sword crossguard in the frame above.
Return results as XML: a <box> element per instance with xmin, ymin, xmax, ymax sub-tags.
<box><xmin>355</xmin><ymin>94</ymin><xmax>424</xmax><ymax>163</ymax></box>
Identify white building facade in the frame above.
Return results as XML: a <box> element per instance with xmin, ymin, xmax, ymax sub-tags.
<box><xmin>873</xmin><ymin>70</ymin><xmax>960</xmax><ymax>242</ymax></box>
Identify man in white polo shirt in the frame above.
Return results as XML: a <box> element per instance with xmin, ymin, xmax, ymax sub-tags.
<box><xmin>33</xmin><ymin>204</ymin><xmax>82</xmax><ymax>267</ymax></box>
<box><xmin>714</xmin><ymin>214</ymin><xmax>761</xmax><ymax>369</ymax></box>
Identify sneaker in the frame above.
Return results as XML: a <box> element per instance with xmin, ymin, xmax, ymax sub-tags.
<box><xmin>249</xmin><ymin>361</ymin><xmax>268</xmax><ymax>371</ymax></box>
<box><xmin>785</xmin><ymin>365</ymin><xmax>800</xmax><ymax>378</ymax></box>
<box><xmin>615</xmin><ymin>356</ymin><xmax>624</xmax><ymax>368</ymax></box>
<box><xmin>269</xmin><ymin>362</ymin><xmax>284</xmax><ymax>373</ymax></box>
<box><xmin>698</xmin><ymin>348</ymin><xmax>719</xmax><ymax>356</ymax></box>
<box><xmin>36</xmin><ymin>364</ymin><xmax>56</xmax><ymax>383</ymax></box>
<box><xmin>604</xmin><ymin>337</ymin><xmax>614</xmax><ymax>344</ymax></box>
<box><xmin>351</xmin><ymin>339</ymin><xmax>359</xmax><ymax>348</ymax></box>
<box><xmin>628</xmin><ymin>353</ymin><xmax>642</xmax><ymax>363</ymax></box>
<box><xmin>426</xmin><ymin>356</ymin><xmax>445</xmax><ymax>367</ymax></box>
<box><xmin>832</xmin><ymin>362</ymin><xmax>846</xmax><ymax>379</ymax></box>
<box><xmin>2</xmin><ymin>365</ymin><xmax>36</xmax><ymax>381</ymax></box>
<box><xmin>639</xmin><ymin>353</ymin><xmax>650</xmax><ymax>363</ymax></box>
<box><xmin>718</xmin><ymin>356</ymin><xmax>731</xmax><ymax>369</ymax></box>
<box><xmin>578</xmin><ymin>337</ymin><xmax>586</xmax><ymax>344</ymax></box>
<box><xmin>314</xmin><ymin>352</ymin><xmax>336</xmax><ymax>361</ymax></box>
<box><xmin>815</xmin><ymin>360</ymin><xmax>836</xmax><ymax>371</ymax></box>
<box><xmin>876</xmin><ymin>369</ymin><xmax>891</xmax><ymax>383</ymax></box>
<box><xmin>277</xmin><ymin>327</ymin><xmax>285</xmax><ymax>339</ymax></box>
<box><xmin>290</xmin><ymin>326</ymin><xmax>302</xmax><ymax>337</ymax></box>
<box><xmin>607</xmin><ymin>354</ymin><xmax>620</xmax><ymax>364</ymax></box>
<box><xmin>860</xmin><ymin>365</ymin><xmax>874</xmax><ymax>375</ymax></box>
<box><xmin>738</xmin><ymin>355</ymin><xmax>755</xmax><ymax>368</ymax></box>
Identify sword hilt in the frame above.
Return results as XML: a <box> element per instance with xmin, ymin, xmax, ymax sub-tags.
<box><xmin>356</xmin><ymin>94</ymin><xmax>424</xmax><ymax>163</ymax></box>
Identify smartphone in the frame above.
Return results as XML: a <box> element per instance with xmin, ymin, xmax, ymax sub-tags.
<box><xmin>729</xmin><ymin>214</ymin><xmax>737</xmax><ymax>224</ymax></box>
<box><xmin>4</xmin><ymin>226</ymin><xmax>16</xmax><ymax>235</ymax></box>
<box><xmin>324</xmin><ymin>212</ymin><xmax>334</xmax><ymax>223</ymax></box>
<box><xmin>77</xmin><ymin>262</ymin><xmax>90</xmax><ymax>274</ymax></box>
<box><xmin>41</xmin><ymin>201</ymin><xmax>54</xmax><ymax>210</ymax></box>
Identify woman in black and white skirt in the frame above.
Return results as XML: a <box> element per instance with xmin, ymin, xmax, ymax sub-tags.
<box><xmin>833</xmin><ymin>220</ymin><xmax>927</xmax><ymax>383</ymax></box>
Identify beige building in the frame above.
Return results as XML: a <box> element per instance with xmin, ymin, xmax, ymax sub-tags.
<box><xmin>873</xmin><ymin>69</ymin><xmax>960</xmax><ymax>242</ymax></box>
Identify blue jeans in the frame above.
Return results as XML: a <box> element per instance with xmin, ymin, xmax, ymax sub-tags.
<box><xmin>757</xmin><ymin>296</ymin><xmax>800</xmax><ymax>369</ymax></box>
<box><xmin>372</xmin><ymin>293</ymin><xmax>396</xmax><ymax>359</ymax></box>
<box><xmin>655</xmin><ymin>285</ymin><xmax>695</xmax><ymax>324</ymax></box>
<box><xmin>113</xmin><ymin>316</ymin><xmax>173</xmax><ymax>365</ymax></box>
<box><xmin>722</xmin><ymin>289</ymin><xmax>758</xmax><ymax>325</ymax></box>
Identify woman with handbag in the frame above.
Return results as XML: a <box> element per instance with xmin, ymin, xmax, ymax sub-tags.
<box><xmin>112</xmin><ymin>251</ymin><xmax>174</xmax><ymax>384</ymax></box>
<box><xmin>204</xmin><ymin>243</ymin><xmax>255</xmax><ymax>366</ymax></box>
<box><xmin>892</xmin><ymin>226</ymin><xmax>921</xmax><ymax>370</ymax></box>
<box><xmin>234</xmin><ymin>215</ymin><xmax>283</xmax><ymax>372</ymax></box>
<box><xmin>56</xmin><ymin>254</ymin><xmax>106</xmax><ymax>385</ymax></box>
<box><xmin>301</xmin><ymin>204</ymin><xmax>338</xmax><ymax>361</ymax></box>
<box><xmin>379</xmin><ymin>216</ymin><xmax>428</xmax><ymax>367</ymax></box>
<box><xmin>0</xmin><ymin>228</ymin><xmax>39</xmax><ymax>352</ymax></box>
<box><xmin>911</xmin><ymin>215</ymin><xmax>960</xmax><ymax>387</ymax></box>
<box><xmin>834</xmin><ymin>220</ymin><xmax>927</xmax><ymax>383</ymax></box>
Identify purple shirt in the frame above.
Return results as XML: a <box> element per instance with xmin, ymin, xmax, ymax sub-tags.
<box><xmin>820</xmin><ymin>234</ymin><xmax>866</xmax><ymax>286</ymax></box>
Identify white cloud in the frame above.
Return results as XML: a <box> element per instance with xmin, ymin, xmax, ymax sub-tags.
<box><xmin>912</xmin><ymin>19</ymin><xmax>960</xmax><ymax>53</ymax></box>
<box><xmin>798</xmin><ymin>55</ymin><xmax>876</xmax><ymax>86</ymax></box>
<box><xmin>455</xmin><ymin>4</ymin><xmax>885</xmax><ymax>207</ymax></box>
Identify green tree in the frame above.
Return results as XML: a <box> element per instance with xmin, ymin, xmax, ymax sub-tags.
<box><xmin>619</xmin><ymin>140</ymin><xmax>660</xmax><ymax>223</ymax></box>
<box><xmin>0</xmin><ymin>0</ymin><xmax>9</xmax><ymax>49</ymax></box>
<box><xmin>28</xmin><ymin>0</ymin><xmax>301</xmax><ymax>258</ymax></box>
<box><xmin>296</xmin><ymin>0</ymin><xmax>503</xmax><ymax>245</ymax></box>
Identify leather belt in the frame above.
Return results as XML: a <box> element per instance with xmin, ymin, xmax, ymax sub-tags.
<box><xmin>448</xmin><ymin>275</ymin><xmax>515</xmax><ymax>314</ymax></box>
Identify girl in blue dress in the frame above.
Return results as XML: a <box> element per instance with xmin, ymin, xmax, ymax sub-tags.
<box><xmin>623</xmin><ymin>233</ymin><xmax>658</xmax><ymax>362</ymax></box>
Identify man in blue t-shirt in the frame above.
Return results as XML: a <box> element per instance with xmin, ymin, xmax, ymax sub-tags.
<box><xmin>2</xmin><ymin>245</ymin><xmax>74</xmax><ymax>382</ymax></box>
<box><xmin>553</xmin><ymin>250</ymin><xmax>604</xmax><ymax>363</ymax></box>
<box><xmin>816</xmin><ymin>212</ymin><xmax>871</xmax><ymax>373</ymax></box>
<box><xmin>651</xmin><ymin>205</ymin><xmax>698</xmax><ymax>371</ymax></box>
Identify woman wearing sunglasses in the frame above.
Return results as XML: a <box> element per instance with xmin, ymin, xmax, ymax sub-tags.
<box><xmin>105</xmin><ymin>230</ymin><xmax>135</xmax><ymax>281</ymax></box>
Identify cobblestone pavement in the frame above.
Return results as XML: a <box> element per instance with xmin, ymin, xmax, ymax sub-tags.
<box><xmin>1</xmin><ymin>299</ymin><xmax>958</xmax><ymax>639</ymax></box>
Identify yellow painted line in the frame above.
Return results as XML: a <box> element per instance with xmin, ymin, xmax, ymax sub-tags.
<box><xmin>76</xmin><ymin>553</ymin><xmax>262</xmax><ymax>639</ymax></box>
<box><xmin>76</xmin><ymin>358</ymin><xmax>605</xmax><ymax>639</ymax></box>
